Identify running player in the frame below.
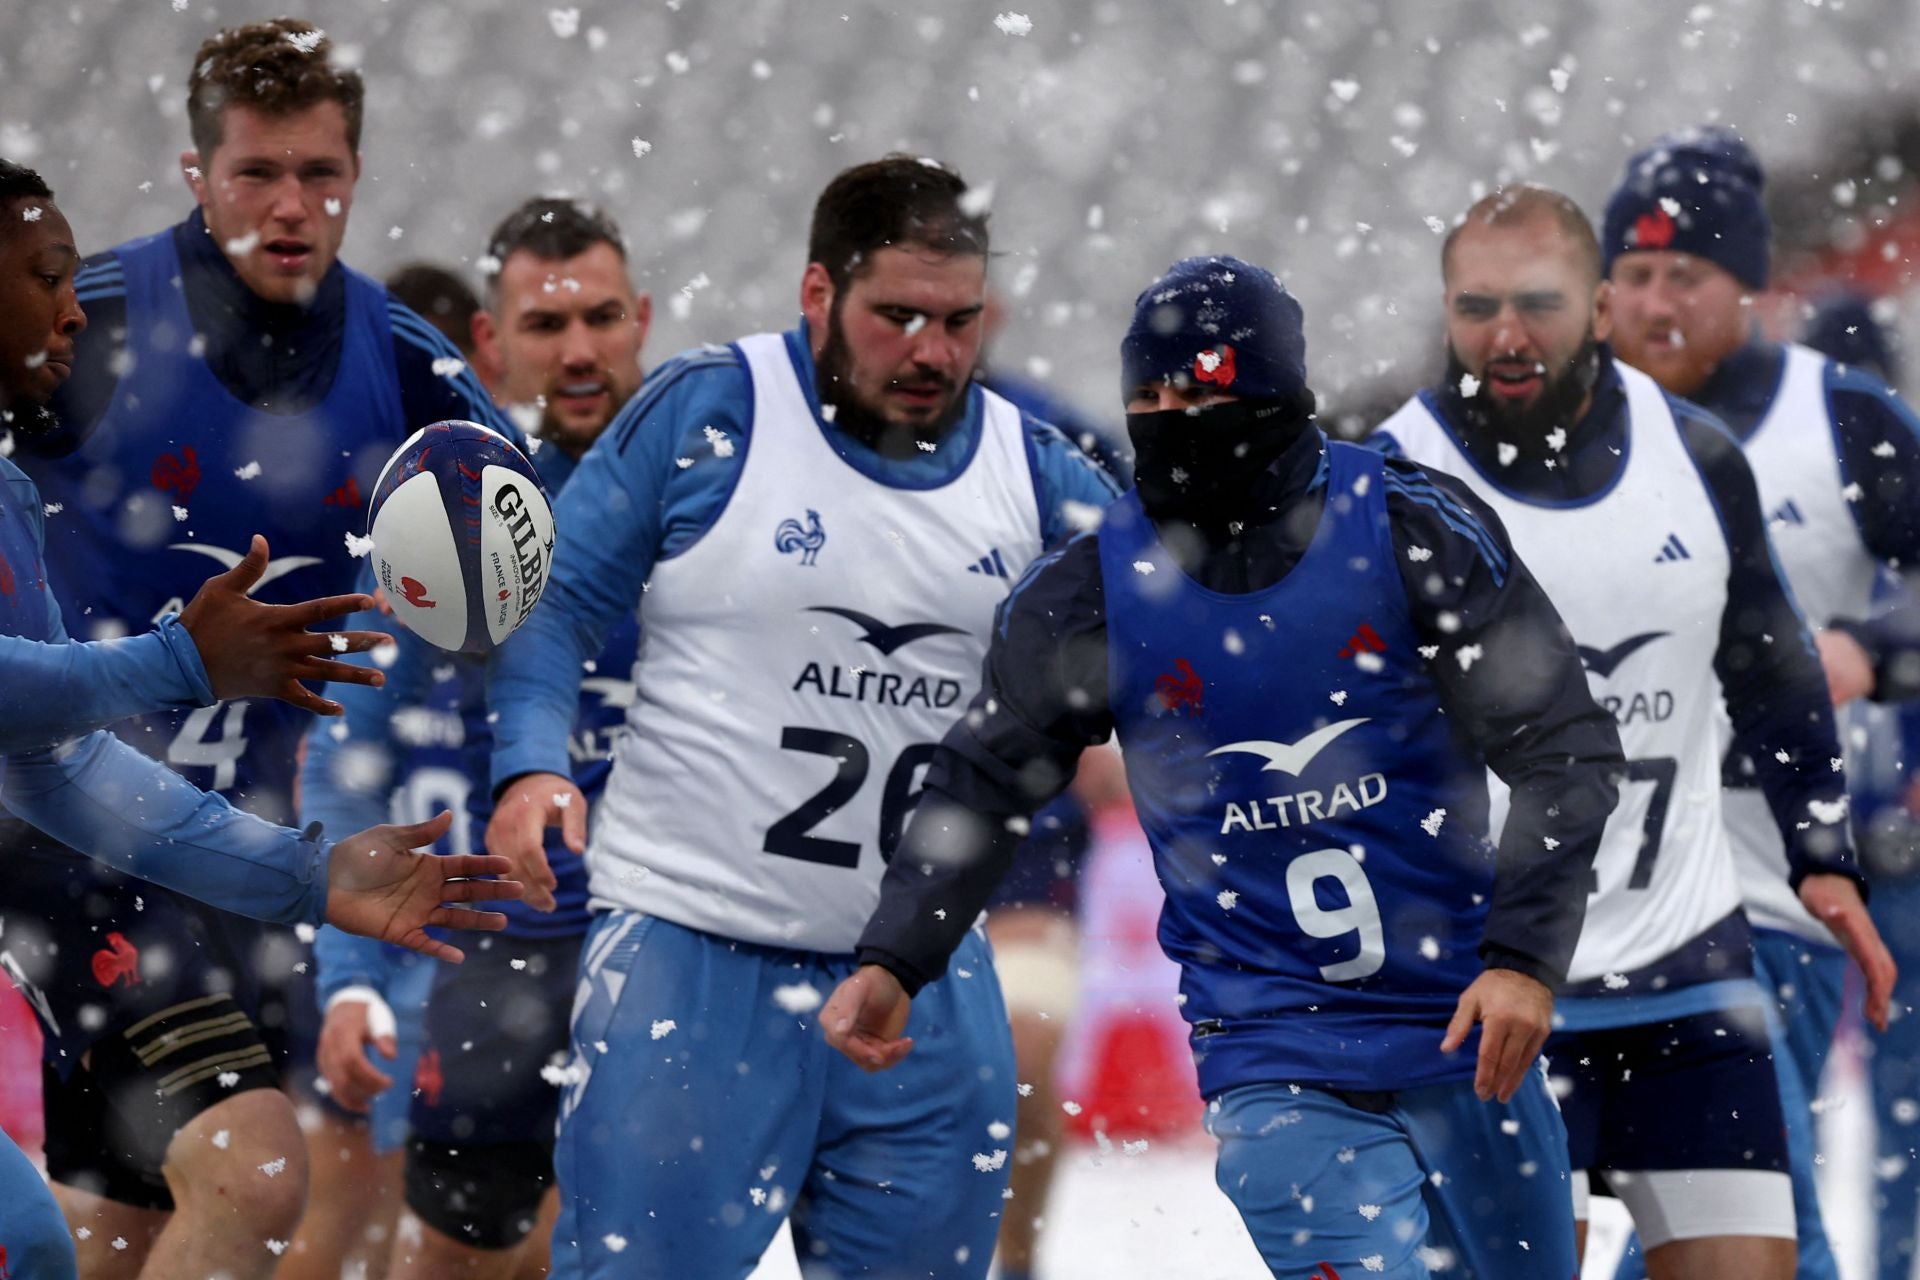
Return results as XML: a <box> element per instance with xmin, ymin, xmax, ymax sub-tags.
<box><xmin>1374</xmin><ymin>184</ymin><xmax>1894</xmax><ymax>1279</ymax></box>
<box><xmin>0</xmin><ymin>155</ymin><xmax>520</xmax><ymax>1280</ymax></box>
<box><xmin>1603</xmin><ymin>127</ymin><xmax>1920</xmax><ymax>1280</ymax></box>
<box><xmin>0</xmin><ymin>20</ymin><xmax>521</xmax><ymax>1278</ymax></box>
<box><xmin>485</xmin><ymin>155</ymin><xmax>1118</xmax><ymax>1278</ymax></box>
<box><xmin>825</xmin><ymin>254</ymin><xmax>1626</xmax><ymax>1278</ymax></box>
<box><xmin>309</xmin><ymin>195</ymin><xmax>650</xmax><ymax>1280</ymax></box>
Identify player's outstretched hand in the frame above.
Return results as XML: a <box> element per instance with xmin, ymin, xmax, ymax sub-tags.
<box><xmin>1441</xmin><ymin>967</ymin><xmax>1553</xmax><ymax>1104</ymax></box>
<box><xmin>1801</xmin><ymin>872</ymin><xmax>1897</xmax><ymax>1031</ymax></box>
<box><xmin>485</xmin><ymin>772</ymin><xmax>587</xmax><ymax>913</ymax></box>
<box><xmin>822</xmin><ymin>964</ymin><xmax>915</xmax><ymax>1073</ymax></box>
<box><xmin>327</xmin><ymin>811</ymin><xmax>521</xmax><ymax>963</ymax></box>
<box><xmin>317</xmin><ymin>992</ymin><xmax>398</xmax><ymax>1113</ymax></box>
<box><xmin>179</xmin><ymin>534</ymin><xmax>393</xmax><ymax>716</ymax></box>
<box><xmin>1814</xmin><ymin>628</ymin><xmax>1875</xmax><ymax>706</ymax></box>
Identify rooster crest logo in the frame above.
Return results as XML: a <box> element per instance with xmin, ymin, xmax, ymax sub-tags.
<box><xmin>1193</xmin><ymin>345</ymin><xmax>1237</xmax><ymax>388</ymax></box>
<box><xmin>1153</xmin><ymin>658</ymin><xmax>1205</xmax><ymax>716</ymax></box>
<box><xmin>1632</xmin><ymin>205</ymin><xmax>1676</xmax><ymax>250</ymax></box>
<box><xmin>775</xmin><ymin>509</ymin><xmax>827</xmax><ymax>566</ymax></box>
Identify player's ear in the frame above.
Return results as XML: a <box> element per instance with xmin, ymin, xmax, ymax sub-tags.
<box><xmin>470</xmin><ymin>309</ymin><xmax>505</xmax><ymax>386</ymax></box>
<box><xmin>1592</xmin><ymin>278</ymin><xmax>1614</xmax><ymax>345</ymax></box>
<box><xmin>630</xmin><ymin>290</ymin><xmax>653</xmax><ymax>351</ymax></box>
<box><xmin>800</xmin><ymin>263</ymin><xmax>835</xmax><ymax>350</ymax></box>
<box><xmin>180</xmin><ymin>151</ymin><xmax>208</xmax><ymax>204</ymax></box>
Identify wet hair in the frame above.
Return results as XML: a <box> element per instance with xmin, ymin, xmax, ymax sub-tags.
<box><xmin>385</xmin><ymin>263</ymin><xmax>481</xmax><ymax>358</ymax></box>
<box><xmin>1442</xmin><ymin>184</ymin><xmax>1603</xmax><ymax>285</ymax></box>
<box><xmin>0</xmin><ymin>158</ymin><xmax>55</xmax><ymax>248</ymax></box>
<box><xmin>807</xmin><ymin>154</ymin><xmax>989</xmax><ymax>289</ymax></box>
<box><xmin>187</xmin><ymin>18</ymin><xmax>365</xmax><ymax>159</ymax></box>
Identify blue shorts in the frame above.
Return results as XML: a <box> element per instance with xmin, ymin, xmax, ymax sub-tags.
<box><xmin>1546</xmin><ymin>1005</ymin><xmax>1786</xmax><ymax>1174</ymax></box>
<box><xmin>1206</xmin><ymin>1069</ymin><xmax>1576</xmax><ymax>1278</ymax></box>
<box><xmin>553</xmin><ymin>912</ymin><xmax>1016</xmax><ymax>1279</ymax></box>
<box><xmin>0</xmin><ymin>1128</ymin><xmax>77</xmax><ymax>1280</ymax></box>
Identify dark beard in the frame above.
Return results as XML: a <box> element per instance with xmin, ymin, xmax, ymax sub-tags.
<box><xmin>814</xmin><ymin>299</ymin><xmax>969</xmax><ymax>459</ymax></box>
<box><xmin>1444</xmin><ymin>334</ymin><xmax>1602</xmax><ymax>462</ymax></box>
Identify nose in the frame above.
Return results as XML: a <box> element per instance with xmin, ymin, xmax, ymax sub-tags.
<box><xmin>558</xmin><ymin>320</ymin><xmax>597</xmax><ymax>371</ymax></box>
<box><xmin>1490</xmin><ymin>301</ymin><xmax>1528</xmax><ymax>356</ymax></box>
<box><xmin>59</xmin><ymin>285</ymin><xmax>87</xmax><ymax>338</ymax></box>
<box><xmin>908</xmin><ymin>322</ymin><xmax>959</xmax><ymax>376</ymax></box>
<box><xmin>268</xmin><ymin>174</ymin><xmax>307</xmax><ymax>224</ymax></box>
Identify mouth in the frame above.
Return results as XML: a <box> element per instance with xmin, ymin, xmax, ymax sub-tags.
<box><xmin>888</xmin><ymin>381</ymin><xmax>951</xmax><ymax>410</ymax></box>
<box><xmin>1640</xmin><ymin>327</ymin><xmax>1687</xmax><ymax>352</ymax></box>
<box><xmin>551</xmin><ymin>379</ymin><xmax>609</xmax><ymax>412</ymax></box>
<box><xmin>262</xmin><ymin>238</ymin><xmax>313</xmax><ymax>273</ymax></box>
<box><xmin>1484</xmin><ymin>360</ymin><xmax>1545</xmax><ymax>402</ymax></box>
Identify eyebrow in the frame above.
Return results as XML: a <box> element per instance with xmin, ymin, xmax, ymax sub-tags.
<box><xmin>1452</xmin><ymin>289</ymin><xmax>1566</xmax><ymax>307</ymax></box>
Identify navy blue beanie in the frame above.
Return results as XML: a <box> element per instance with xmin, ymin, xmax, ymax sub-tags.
<box><xmin>1120</xmin><ymin>256</ymin><xmax>1308</xmax><ymax>404</ymax></box>
<box><xmin>1602</xmin><ymin>125</ymin><xmax>1771</xmax><ymax>289</ymax></box>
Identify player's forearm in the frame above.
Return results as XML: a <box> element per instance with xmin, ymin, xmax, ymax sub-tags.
<box><xmin>3</xmin><ymin>731</ymin><xmax>328</xmax><ymax>925</ymax></box>
<box><xmin>486</xmin><ymin>592</ymin><xmax>597</xmax><ymax>791</ymax></box>
<box><xmin>0</xmin><ymin>618</ymin><xmax>213</xmax><ymax>754</ymax></box>
<box><xmin>313</xmin><ymin>923</ymin><xmax>401</xmax><ymax>1003</ymax></box>
<box><xmin>1484</xmin><ymin>762</ymin><xmax>1619</xmax><ymax>986</ymax></box>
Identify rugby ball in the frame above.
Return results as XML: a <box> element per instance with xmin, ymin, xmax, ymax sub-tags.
<box><xmin>366</xmin><ymin>421</ymin><xmax>555</xmax><ymax>654</ymax></box>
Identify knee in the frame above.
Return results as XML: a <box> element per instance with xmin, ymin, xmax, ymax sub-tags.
<box><xmin>162</xmin><ymin>1088</ymin><xmax>311</xmax><ymax>1235</ymax></box>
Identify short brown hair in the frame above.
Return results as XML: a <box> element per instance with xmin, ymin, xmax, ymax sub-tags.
<box><xmin>186</xmin><ymin>18</ymin><xmax>365</xmax><ymax>160</ymax></box>
<box><xmin>1442</xmin><ymin>184</ymin><xmax>1601</xmax><ymax>284</ymax></box>
<box><xmin>807</xmin><ymin>155</ymin><xmax>989</xmax><ymax>290</ymax></box>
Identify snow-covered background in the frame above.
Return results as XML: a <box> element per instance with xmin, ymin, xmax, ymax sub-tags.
<box><xmin>9</xmin><ymin>0</ymin><xmax>1920</xmax><ymax>430</ymax></box>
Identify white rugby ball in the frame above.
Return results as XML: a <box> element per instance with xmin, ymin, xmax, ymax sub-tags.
<box><xmin>366</xmin><ymin>420</ymin><xmax>555</xmax><ymax>653</ymax></box>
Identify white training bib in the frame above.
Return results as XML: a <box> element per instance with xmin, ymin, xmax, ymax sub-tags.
<box><xmin>586</xmin><ymin>332</ymin><xmax>1044</xmax><ymax>952</ymax></box>
<box><xmin>1381</xmin><ymin>361</ymin><xmax>1739</xmax><ymax>984</ymax></box>
<box><xmin>1724</xmin><ymin>342</ymin><xmax>1878</xmax><ymax>941</ymax></box>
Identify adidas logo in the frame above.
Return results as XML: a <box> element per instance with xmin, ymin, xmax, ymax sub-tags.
<box><xmin>965</xmin><ymin>547</ymin><xmax>1011</xmax><ymax>579</ymax></box>
<box><xmin>1652</xmin><ymin>532</ymin><xmax>1691</xmax><ymax>563</ymax></box>
<box><xmin>1338</xmin><ymin>622</ymin><xmax>1386</xmax><ymax>659</ymax></box>
<box><xmin>323</xmin><ymin>476</ymin><xmax>363</xmax><ymax>508</ymax></box>
<box><xmin>1770</xmin><ymin>498</ymin><xmax>1806</xmax><ymax>528</ymax></box>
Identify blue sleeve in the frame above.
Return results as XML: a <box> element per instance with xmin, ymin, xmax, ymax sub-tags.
<box><xmin>0</xmin><ymin>463</ymin><xmax>215</xmax><ymax>751</ymax></box>
<box><xmin>487</xmin><ymin>350</ymin><xmax>750</xmax><ymax>789</ymax></box>
<box><xmin>1676</xmin><ymin>402</ymin><xmax>1861</xmax><ymax>889</ymax></box>
<box><xmin>0</xmin><ymin>617</ymin><xmax>214</xmax><ymax>755</ymax></box>
<box><xmin>1023</xmin><ymin>414</ymin><xmax>1121</xmax><ymax>547</ymax></box>
<box><xmin>386</xmin><ymin>298</ymin><xmax>528</xmax><ymax>445</ymax></box>
<box><xmin>1365</xmin><ymin>428</ymin><xmax>1406</xmax><ymax>458</ymax></box>
<box><xmin>3</xmin><ymin>731</ymin><xmax>329</xmax><ymax>924</ymax></box>
<box><xmin>1825</xmin><ymin>366</ymin><xmax>1920</xmax><ymax>565</ymax></box>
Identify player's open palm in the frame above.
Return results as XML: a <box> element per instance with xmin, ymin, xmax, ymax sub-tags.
<box><xmin>327</xmin><ymin>811</ymin><xmax>521</xmax><ymax>962</ymax></box>
<box><xmin>179</xmin><ymin>533</ymin><xmax>394</xmax><ymax>715</ymax></box>
<box><xmin>823</xmin><ymin>965</ymin><xmax>916</xmax><ymax>1072</ymax></box>
<box><xmin>1442</xmin><ymin>967</ymin><xmax>1553</xmax><ymax>1103</ymax></box>
<box><xmin>317</xmin><ymin>995</ymin><xmax>397</xmax><ymax>1113</ymax></box>
<box><xmin>486</xmin><ymin>772</ymin><xmax>588</xmax><ymax>912</ymax></box>
<box><xmin>1801</xmin><ymin>872</ymin><xmax>1897</xmax><ymax>1030</ymax></box>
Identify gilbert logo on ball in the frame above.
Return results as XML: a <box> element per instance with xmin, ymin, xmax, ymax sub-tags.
<box><xmin>366</xmin><ymin>421</ymin><xmax>555</xmax><ymax>653</ymax></box>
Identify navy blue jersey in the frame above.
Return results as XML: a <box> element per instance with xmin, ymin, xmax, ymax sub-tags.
<box><xmin>1101</xmin><ymin>445</ymin><xmax>1500</xmax><ymax>1094</ymax></box>
<box><xmin>0</xmin><ymin>461</ymin><xmax>56</xmax><ymax>645</ymax></box>
<box><xmin>16</xmin><ymin>228</ymin><xmax>405</xmax><ymax>824</ymax></box>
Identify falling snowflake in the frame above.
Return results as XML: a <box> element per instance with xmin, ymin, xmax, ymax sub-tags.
<box><xmin>1217</xmin><ymin>890</ymin><xmax>1238</xmax><ymax>911</ymax></box>
<box><xmin>1603</xmin><ymin>972</ymin><xmax>1630</xmax><ymax>990</ymax></box>
<box><xmin>549</xmin><ymin>8</ymin><xmax>581</xmax><ymax>37</ymax></box>
<box><xmin>21</xmin><ymin>205</ymin><xmax>42</xmax><ymax>222</ymax></box>
<box><xmin>972</xmin><ymin>1149</ymin><xmax>1008</xmax><ymax>1172</ymax></box>
<box><xmin>1455</xmin><ymin>644</ymin><xmax>1484</xmax><ymax>672</ymax></box>
<box><xmin>218</xmin><ymin>1070</ymin><xmax>242</xmax><ymax>1087</ymax></box>
<box><xmin>703</xmin><ymin>424</ymin><xmax>735</xmax><ymax>457</ymax></box>
<box><xmin>1418</xmin><ymin>936</ymin><xmax>1440</xmax><ymax>960</ymax></box>
<box><xmin>1406</xmin><ymin>545</ymin><xmax>1433</xmax><ymax>562</ymax></box>
<box><xmin>1420</xmin><ymin>809</ymin><xmax>1446</xmax><ymax>837</ymax></box>
<box><xmin>510</xmin><ymin>958</ymin><xmax>527</xmax><ymax>971</ymax></box>
<box><xmin>345</xmin><ymin>532</ymin><xmax>375</xmax><ymax>558</ymax></box>
<box><xmin>328</xmin><ymin>633</ymin><xmax>349</xmax><ymax>653</ymax></box>
<box><xmin>42</xmin><ymin>501</ymin><xmax>62</xmax><ymax>515</ymax></box>
<box><xmin>1132</xmin><ymin>560</ymin><xmax>1155</xmax><ymax>575</ymax></box>
<box><xmin>266</xmin><ymin>1239</ymin><xmax>289</xmax><ymax>1256</ymax></box>
<box><xmin>172</xmin><ymin>505</ymin><xmax>189</xmax><ymax>521</ymax></box>
<box><xmin>992</xmin><ymin>12</ymin><xmax>1033</xmax><ymax>35</ymax></box>
<box><xmin>1330</xmin><ymin>78</ymin><xmax>1360</xmax><ymax>102</ymax></box>
<box><xmin>212</xmin><ymin>1129</ymin><xmax>231</xmax><ymax>1149</ymax></box>
<box><xmin>431</xmin><ymin>357</ymin><xmax>466</xmax><ymax>378</ymax></box>
<box><xmin>233</xmin><ymin>460</ymin><xmax>261</xmax><ymax>480</ymax></box>
<box><xmin>1497</xmin><ymin>441</ymin><xmax>1519</xmax><ymax>466</ymax></box>
<box><xmin>603</xmin><ymin>1234</ymin><xmax>629</xmax><ymax>1253</ymax></box>
<box><xmin>632</xmin><ymin>138</ymin><xmax>653</xmax><ymax>158</ymax></box>
<box><xmin>258</xmin><ymin>1156</ymin><xmax>288</xmax><ymax>1177</ymax></box>
<box><xmin>1458</xmin><ymin>372</ymin><xmax>1481</xmax><ymax>398</ymax></box>
<box><xmin>773</xmin><ymin>983</ymin><xmax>822</xmax><ymax>1014</ymax></box>
<box><xmin>1061</xmin><ymin>1100</ymin><xmax>1083</xmax><ymax>1116</ymax></box>
<box><xmin>1359</xmin><ymin>1203</ymin><xmax>1383</xmax><ymax>1220</ymax></box>
<box><xmin>1330</xmin><ymin>690</ymin><xmax>1348</xmax><ymax>706</ymax></box>
<box><xmin>650</xmin><ymin>1019</ymin><xmax>677</xmax><ymax>1040</ymax></box>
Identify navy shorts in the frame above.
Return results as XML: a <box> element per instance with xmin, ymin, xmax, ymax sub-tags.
<box><xmin>1546</xmin><ymin>1006</ymin><xmax>1787</xmax><ymax>1175</ymax></box>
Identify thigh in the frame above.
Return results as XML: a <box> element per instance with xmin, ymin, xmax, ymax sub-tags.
<box><xmin>1613</xmin><ymin>1168</ymin><xmax>1795</xmax><ymax>1250</ymax></box>
<box><xmin>551</xmin><ymin>913</ymin><xmax>825</xmax><ymax>1280</ymax></box>
<box><xmin>801</xmin><ymin>931</ymin><xmax>1016</xmax><ymax>1280</ymax></box>
<box><xmin>1398</xmin><ymin>1068</ymin><xmax>1578</xmax><ymax>1278</ymax></box>
<box><xmin>1207</xmin><ymin>1082</ymin><xmax>1432</xmax><ymax>1279</ymax></box>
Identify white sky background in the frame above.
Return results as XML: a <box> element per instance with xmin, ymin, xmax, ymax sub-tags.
<box><xmin>5</xmin><ymin>0</ymin><xmax>1920</xmax><ymax>424</ymax></box>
